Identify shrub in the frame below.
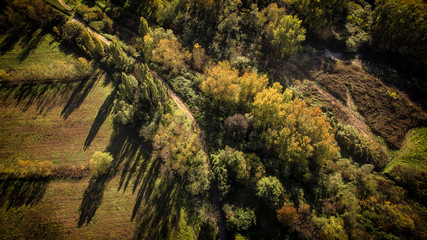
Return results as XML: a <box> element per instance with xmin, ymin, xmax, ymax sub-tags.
<box><xmin>335</xmin><ymin>122</ymin><xmax>389</xmax><ymax>170</ymax></box>
<box><xmin>75</xmin><ymin>57</ymin><xmax>92</xmax><ymax>77</ymax></box>
<box><xmin>61</xmin><ymin>21</ymin><xmax>83</xmax><ymax>43</ymax></box>
<box><xmin>17</xmin><ymin>160</ymin><xmax>53</xmax><ymax>178</ymax></box>
<box><xmin>256</xmin><ymin>176</ymin><xmax>285</xmax><ymax>209</ymax></box>
<box><xmin>90</xmin><ymin>152</ymin><xmax>113</xmax><ymax>177</ymax></box>
<box><xmin>76</xmin><ymin>4</ymin><xmax>104</xmax><ymax>23</ymax></box>
<box><xmin>389</xmin><ymin>164</ymin><xmax>427</xmax><ymax>203</ymax></box>
<box><xmin>53</xmin><ymin>164</ymin><xmax>90</xmax><ymax>179</ymax></box>
<box><xmin>223</xmin><ymin>204</ymin><xmax>256</xmax><ymax>231</ymax></box>
<box><xmin>0</xmin><ymin>161</ymin><xmax>54</xmax><ymax>179</ymax></box>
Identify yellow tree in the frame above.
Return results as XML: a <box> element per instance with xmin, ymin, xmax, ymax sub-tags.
<box><xmin>200</xmin><ymin>61</ymin><xmax>268</xmax><ymax>110</ymax></box>
<box><xmin>200</xmin><ymin>61</ymin><xmax>240</xmax><ymax>105</ymax></box>
<box><xmin>251</xmin><ymin>82</ymin><xmax>338</xmax><ymax>181</ymax></box>
<box><xmin>251</xmin><ymin>82</ymin><xmax>286</xmax><ymax>130</ymax></box>
<box><xmin>238</xmin><ymin>71</ymin><xmax>268</xmax><ymax>109</ymax></box>
<box><xmin>151</xmin><ymin>39</ymin><xmax>191</xmax><ymax>75</ymax></box>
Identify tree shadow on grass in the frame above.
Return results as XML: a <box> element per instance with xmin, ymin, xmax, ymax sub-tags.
<box><xmin>77</xmin><ymin>173</ymin><xmax>112</xmax><ymax>227</ymax></box>
<box><xmin>132</xmin><ymin>178</ymin><xmax>184</xmax><ymax>240</ymax></box>
<box><xmin>83</xmin><ymin>89</ymin><xmax>116</xmax><ymax>150</ymax></box>
<box><xmin>0</xmin><ymin>33</ymin><xmax>21</xmax><ymax>56</ymax></box>
<box><xmin>77</xmin><ymin>124</ymin><xmax>197</xmax><ymax>239</ymax></box>
<box><xmin>61</xmin><ymin>71</ymin><xmax>101</xmax><ymax>120</ymax></box>
<box><xmin>0</xmin><ymin>28</ymin><xmax>39</xmax><ymax>56</ymax></box>
<box><xmin>0</xmin><ymin>179</ymin><xmax>50</xmax><ymax>210</ymax></box>
<box><xmin>18</xmin><ymin>29</ymin><xmax>47</xmax><ymax>62</ymax></box>
<box><xmin>78</xmin><ymin>125</ymin><xmax>150</xmax><ymax>228</ymax></box>
<box><xmin>0</xmin><ymin>83</ymin><xmax>76</xmax><ymax>115</ymax></box>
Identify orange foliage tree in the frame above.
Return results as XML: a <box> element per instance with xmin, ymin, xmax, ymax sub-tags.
<box><xmin>277</xmin><ymin>205</ymin><xmax>299</xmax><ymax>229</ymax></box>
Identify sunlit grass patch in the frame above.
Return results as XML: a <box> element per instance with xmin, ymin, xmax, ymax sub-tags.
<box><xmin>0</xmin><ymin>32</ymin><xmax>89</xmax><ymax>83</ymax></box>
<box><xmin>385</xmin><ymin>127</ymin><xmax>427</xmax><ymax>172</ymax></box>
<box><xmin>0</xmin><ymin>77</ymin><xmax>113</xmax><ymax>167</ymax></box>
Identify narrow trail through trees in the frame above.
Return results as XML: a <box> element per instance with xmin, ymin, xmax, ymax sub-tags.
<box><xmin>57</xmin><ymin>1</ymin><xmax>226</xmax><ymax>239</ymax></box>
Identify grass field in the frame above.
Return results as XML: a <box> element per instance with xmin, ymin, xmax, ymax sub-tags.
<box><xmin>385</xmin><ymin>127</ymin><xmax>427</xmax><ymax>172</ymax></box>
<box><xmin>0</xmin><ymin>75</ymin><xmax>114</xmax><ymax>167</ymax></box>
<box><xmin>0</xmin><ymin>32</ymin><xmax>87</xmax><ymax>83</ymax></box>
<box><xmin>0</xmin><ymin>176</ymin><xmax>137</xmax><ymax>240</ymax></box>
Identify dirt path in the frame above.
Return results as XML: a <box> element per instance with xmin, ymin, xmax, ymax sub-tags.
<box><xmin>57</xmin><ymin>0</ymin><xmax>72</xmax><ymax>11</ymax></box>
<box><xmin>71</xmin><ymin>17</ymin><xmax>111</xmax><ymax>45</ymax></box>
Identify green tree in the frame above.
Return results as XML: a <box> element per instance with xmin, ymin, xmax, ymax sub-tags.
<box><xmin>256</xmin><ymin>176</ymin><xmax>285</xmax><ymax>209</ymax></box>
<box><xmin>288</xmin><ymin>0</ymin><xmax>349</xmax><ymax>38</ymax></box>
<box><xmin>93</xmin><ymin>35</ymin><xmax>105</xmax><ymax>58</ymax></box>
<box><xmin>211</xmin><ymin>147</ymin><xmax>248</xmax><ymax>197</ymax></box>
<box><xmin>373</xmin><ymin>0</ymin><xmax>426</xmax><ymax>66</ymax></box>
<box><xmin>90</xmin><ymin>152</ymin><xmax>113</xmax><ymax>177</ymax></box>
<box><xmin>152</xmin><ymin>109</ymin><xmax>210</xmax><ymax>196</ymax></box>
<box><xmin>266</xmin><ymin>14</ymin><xmax>306</xmax><ymax>58</ymax></box>
<box><xmin>223</xmin><ymin>204</ymin><xmax>256</xmax><ymax>231</ymax></box>
<box><xmin>109</xmin><ymin>40</ymin><xmax>133</xmax><ymax>72</ymax></box>
<box><xmin>139</xmin><ymin>16</ymin><xmax>150</xmax><ymax>37</ymax></box>
<box><xmin>118</xmin><ymin>72</ymin><xmax>138</xmax><ymax>101</ymax></box>
<box><xmin>81</xmin><ymin>29</ymin><xmax>96</xmax><ymax>57</ymax></box>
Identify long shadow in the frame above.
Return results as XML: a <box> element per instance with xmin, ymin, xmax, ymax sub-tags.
<box><xmin>132</xmin><ymin>174</ymin><xmax>184</xmax><ymax>240</ymax></box>
<box><xmin>104</xmin><ymin>124</ymin><xmax>188</xmax><ymax>239</ymax></box>
<box><xmin>0</xmin><ymin>32</ymin><xmax>21</xmax><ymax>55</ymax></box>
<box><xmin>105</xmin><ymin>124</ymin><xmax>152</xmax><ymax>192</ymax></box>
<box><xmin>83</xmin><ymin>90</ymin><xmax>116</xmax><ymax>149</ymax></box>
<box><xmin>0</xmin><ymin>179</ymin><xmax>50</xmax><ymax>210</ymax></box>
<box><xmin>0</xmin><ymin>82</ymin><xmax>76</xmax><ymax>116</ymax></box>
<box><xmin>18</xmin><ymin>29</ymin><xmax>47</xmax><ymax>62</ymax></box>
<box><xmin>0</xmin><ymin>27</ymin><xmax>39</xmax><ymax>56</ymax></box>
<box><xmin>77</xmin><ymin>173</ymin><xmax>112</xmax><ymax>227</ymax></box>
<box><xmin>61</xmin><ymin>72</ymin><xmax>100</xmax><ymax>120</ymax></box>
<box><xmin>77</xmin><ymin>125</ymin><xmax>150</xmax><ymax>228</ymax></box>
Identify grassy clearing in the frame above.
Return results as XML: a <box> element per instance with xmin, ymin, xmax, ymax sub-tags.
<box><xmin>0</xmin><ymin>32</ymin><xmax>87</xmax><ymax>83</ymax></box>
<box><xmin>0</xmin><ymin>200</ymin><xmax>63</xmax><ymax>240</ymax></box>
<box><xmin>0</xmin><ymin>75</ymin><xmax>113</xmax><ymax>167</ymax></box>
<box><xmin>385</xmin><ymin>127</ymin><xmax>427</xmax><ymax>172</ymax></box>
<box><xmin>46</xmin><ymin>177</ymin><xmax>137</xmax><ymax>239</ymax></box>
<box><xmin>0</xmin><ymin>176</ymin><xmax>137</xmax><ymax>240</ymax></box>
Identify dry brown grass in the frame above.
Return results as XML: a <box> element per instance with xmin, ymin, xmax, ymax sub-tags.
<box><xmin>278</xmin><ymin>51</ymin><xmax>426</xmax><ymax>152</ymax></box>
<box><xmin>310</xmin><ymin>61</ymin><xmax>427</xmax><ymax>149</ymax></box>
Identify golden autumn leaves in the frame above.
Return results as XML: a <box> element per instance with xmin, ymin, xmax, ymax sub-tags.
<box><xmin>200</xmin><ymin>61</ymin><xmax>338</xmax><ymax>181</ymax></box>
